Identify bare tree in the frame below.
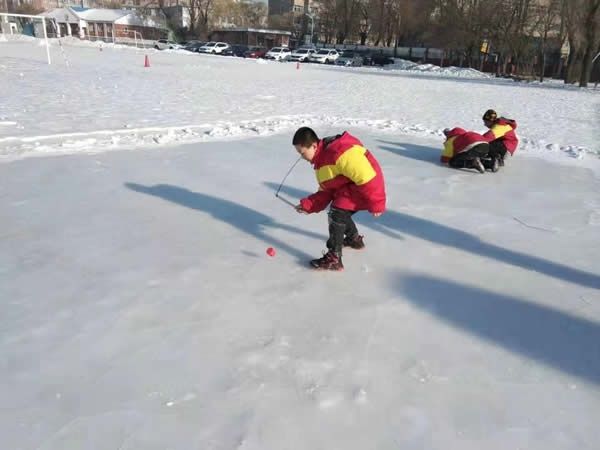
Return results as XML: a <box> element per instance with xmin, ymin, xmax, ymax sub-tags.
<box><xmin>316</xmin><ymin>0</ymin><xmax>339</xmax><ymax>44</ymax></box>
<box><xmin>579</xmin><ymin>0</ymin><xmax>600</xmax><ymax>86</ymax></box>
<box><xmin>212</xmin><ymin>0</ymin><xmax>266</xmax><ymax>28</ymax></box>
<box><xmin>429</xmin><ymin>0</ymin><xmax>494</xmax><ymax>68</ymax></box>
<box><xmin>14</xmin><ymin>2</ymin><xmax>44</xmax><ymax>15</ymax></box>
<box><xmin>185</xmin><ymin>0</ymin><xmax>214</xmax><ymax>39</ymax></box>
<box><xmin>335</xmin><ymin>0</ymin><xmax>360</xmax><ymax>43</ymax></box>
<box><xmin>358</xmin><ymin>0</ymin><xmax>371</xmax><ymax>44</ymax></box>
<box><xmin>530</xmin><ymin>0</ymin><xmax>561</xmax><ymax>82</ymax></box>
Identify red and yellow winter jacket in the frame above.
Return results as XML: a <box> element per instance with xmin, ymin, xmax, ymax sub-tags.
<box><xmin>300</xmin><ymin>132</ymin><xmax>386</xmax><ymax>214</ymax></box>
<box><xmin>482</xmin><ymin>118</ymin><xmax>519</xmax><ymax>155</ymax></box>
<box><xmin>441</xmin><ymin>128</ymin><xmax>488</xmax><ymax>163</ymax></box>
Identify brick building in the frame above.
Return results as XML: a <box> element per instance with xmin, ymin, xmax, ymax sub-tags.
<box><xmin>40</xmin><ymin>7</ymin><xmax>167</xmax><ymax>41</ymax></box>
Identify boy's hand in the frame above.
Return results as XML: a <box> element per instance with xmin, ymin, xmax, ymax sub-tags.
<box><xmin>295</xmin><ymin>204</ymin><xmax>308</xmax><ymax>214</ymax></box>
<box><xmin>372</xmin><ymin>212</ymin><xmax>383</xmax><ymax>217</ymax></box>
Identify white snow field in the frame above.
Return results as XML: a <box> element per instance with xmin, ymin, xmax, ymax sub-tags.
<box><xmin>1</xmin><ymin>38</ymin><xmax>600</xmax><ymax>450</ymax></box>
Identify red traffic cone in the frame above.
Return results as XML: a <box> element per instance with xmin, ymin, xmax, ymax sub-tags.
<box><xmin>144</xmin><ymin>55</ymin><xmax>150</xmax><ymax>68</ymax></box>
<box><xmin>296</xmin><ymin>61</ymin><xmax>300</xmax><ymax>70</ymax></box>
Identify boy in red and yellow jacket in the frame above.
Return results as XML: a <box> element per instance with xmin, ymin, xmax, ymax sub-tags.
<box><xmin>293</xmin><ymin>127</ymin><xmax>386</xmax><ymax>271</ymax></box>
<box><xmin>441</xmin><ymin>127</ymin><xmax>490</xmax><ymax>173</ymax></box>
<box><xmin>482</xmin><ymin>109</ymin><xmax>518</xmax><ymax>167</ymax></box>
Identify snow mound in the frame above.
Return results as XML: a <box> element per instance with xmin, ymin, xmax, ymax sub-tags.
<box><xmin>0</xmin><ymin>34</ymin><xmax>36</xmax><ymax>43</ymax></box>
<box><xmin>386</xmin><ymin>59</ymin><xmax>418</xmax><ymax>70</ymax></box>
<box><xmin>384</xmin><ymin>59</ymin><xmax>490</xmax><ymax>78</ymax></box>
<box><xmin>1</xmin><ymin>116</ymin><xmax>598</xmax><ymax>172</ymax></box>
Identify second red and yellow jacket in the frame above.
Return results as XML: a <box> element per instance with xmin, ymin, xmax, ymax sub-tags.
<box><xmin>482</xmin><ymin>118</ymin><xmax>519</xmax><ymax>155</ymax></box>
<box><xmin>441</xmin><ymin>127</ymin><xmax>488</xmax><ymax>163</ymax></box>
<box><xmin>300</xmin><ymin>132</ymin><xmax>386</xmax><ymax>214</ymax></box>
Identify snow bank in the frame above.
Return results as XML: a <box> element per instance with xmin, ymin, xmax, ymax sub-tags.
<box><xmin>382</xmin><ymin>59</ymin><xmax>490</xmax><ymax>78</ymax></box>
<box><xmin>0</xmin><ymin>37</ymin><xmax>598</xmax><ymax>169</ymax></box>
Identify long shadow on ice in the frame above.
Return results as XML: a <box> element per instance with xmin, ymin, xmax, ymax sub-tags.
<box><xmin>125</xmin><ymin>183</ymin><xmax>325</xmax><ymax>263</ymax></box>
<box><xmin>375</xmin><ymin>210</ymin><xmax>600</xmax><ymax>289</ymax></box>
<box><xmin>396</xmin><ymin>274</ymin><xmax>600</xmax><ymax>384</ymax></box>
<box><xmin>376</xmin><ymin>140</ymin><xmax>442</xmax><ymax>165</ymax></box>
<box><xmin>264</xmin><ymin>182</ymin><xmax>600</xmax><ymax>289</ymax></box>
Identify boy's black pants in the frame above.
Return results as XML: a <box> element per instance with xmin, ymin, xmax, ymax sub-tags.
<box><xmin>488</xmin><ymin>140</ymin><xmax>508</xmax><ymax>161</ymax></box>
<box><xmin>449</xmin><ymin>143</ymin><xmax>489</xmax><ymax>169</ymax></box>
<box><xmin>326</xmin><ymin>207</ymin><xmax>358</xmax><ymax>255</ymax></box>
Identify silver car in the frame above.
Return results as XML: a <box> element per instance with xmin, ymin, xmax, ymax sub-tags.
<box><xmin>308</xmin><ymin>49</ymin><xmax>339</xmax><ymax>64</ymax></box>
<box><xmin>335</xmin><ymin>50</ymin><xmax>363</xmax><ymax>67</ymax></box>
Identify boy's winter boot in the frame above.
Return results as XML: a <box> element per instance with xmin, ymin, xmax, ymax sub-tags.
<box><xmin>343</xmin><ymin>234</ymin><xmax>365</xmax><ymax>249</ymax></box>
<box><xmin>491</xmin><ymin>156</ymin><xmax>500</xmax><ymax>172</ymax></box>
<box><xmin>310</xmin><ymin>250</ymin><xmax>344</xmax><ymax>271</ymax></box>
<box><xmin>472</xmin><ymin>157</ymin><xmax>485</xmax><ymax>174</ymax></box>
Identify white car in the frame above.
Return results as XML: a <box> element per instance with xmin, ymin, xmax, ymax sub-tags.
<box><xmin>198</xmin><ymin>42</ymin><xmax>230</xmax><ymax>54</ymax></box>
<box><xmin>290</xmin><ymin>48</ymin><xmax>316</xmax><ymax>62</ymax></box>
<box><xmin>265</xmin><ymin>47</ymin><xmax>292</xmax><ymax>61</ymax></box>
<box><xmin>308</xmin><ymin>49</ymin><xmax>340</xmax><ymax>64</ymax></box>
<box><xmin>154</xmin><ymin>39</ymin><xmax>182</xmax><ymax>50</ymax></box>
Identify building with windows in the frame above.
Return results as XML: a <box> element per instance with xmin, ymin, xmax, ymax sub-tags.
<box><xmin>39</xmin><ymin>7</ymin><xmax>167</xmax><ymax>41</ymax></box>
<box><xmin>268</xmin><ymin>0</ymin><xmax>318</xmax><ymax>17</ymax></box>
<box><xmin>210</xmin><ymin>27</ymin><xmax>291</xmax><ymax>48</ymax></box>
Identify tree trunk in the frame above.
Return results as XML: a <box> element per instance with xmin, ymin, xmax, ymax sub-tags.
<box><xmin>565</xmin><ymin>42</ymin><xmax>583</xmax><ymax>84</ymax></box>
<box><xmin>553</xmin><ymin>55</ymin><xmax>564</xmax><ymax>79</ymax></box>
<box><xmin>579</xmin><ymin>4</ymin><xmax>600</xmax><ymax>87</ymax></box>
<box><xmin>540</xmin><ymin>49</ymin><xmax>546</xmax><ymax>82</ymax></box>
<box><xmin>579</xmin><ymin>42</ymin><xmax>596</xmax><ymax>86</ymax></box>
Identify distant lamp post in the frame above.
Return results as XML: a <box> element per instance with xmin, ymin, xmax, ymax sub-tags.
<box><xmin>393</xmin><ymin>14</ymin><xmax>401</xmax><ymax>58</ymax></box>
<box><xmin>359</xmin><ymin>18</ymin><xmax>369</xmax><ymax>46</ymax></box>
<box><xmin>304</xmin><ymin>12</ymin><xmax>314</xmax><ymax>45</ymax></box>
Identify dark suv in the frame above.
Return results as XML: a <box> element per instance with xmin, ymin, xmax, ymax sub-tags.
<box><xmin>222</xmin><ymin>45</ymin><xmax>249</xmax><ymax>57</ymax></box>
<box><xmin>358</xmin><ymin>49</ymin><xmax>394</xmax><ymax>66</ymax></box>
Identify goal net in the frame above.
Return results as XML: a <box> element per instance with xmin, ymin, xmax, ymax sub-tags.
<box><xmin>0</xmin><ymin>12</ymin><xmax>51</xmax><ymax>64</ymax></box>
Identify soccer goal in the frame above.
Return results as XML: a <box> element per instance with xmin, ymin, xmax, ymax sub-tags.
<box><xmin>0</xmin><ymin>12</ymin><xmax>51</xmax><ymax>64</ymax></box>
<box><xmin>87</xmin><ymin>30</ymin><xmax>144</xmax><ymax>48</ymax></box>
<box><xmin>119</xmin><ymin>30</ymin><xmax>144</xmax><ymax>49</ymax></box>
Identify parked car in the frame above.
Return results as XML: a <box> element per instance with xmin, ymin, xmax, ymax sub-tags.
<box><xmin>370</xmin><ymin>50</ymin><xmax>395</xmax><ymax>66</ymax></box>
<box><xmin>265</xmin><ymin>47</ymin><xmax>292</xmax><ymax>61</ymax></box>
<box><xmin>335</xmin><ymin>50</ymin><xmax>363</xmax><ymax>67</ymax></box>
<box><xmin>184</xmin><ymin>41</ymin><xmax>206</xmax><ymax>52</ymax></box>
<box><xmin>222</xmin><ymin>44</ymin><xmax>249</xmax><ymax>57</ymax></box>
<box><xmin>290</xmin><ymin>48</ymin><xmax>316</xmax><ymax>62</ymax></box>
<box><xmin>244</xmin><ymin>46</ymin><xmax>267</xmax><ymax>58</ymax></box>
<box><xmin>154</xmin><ymin>39</ymin><xmax>182</xmax><ymax>50</ymax></box>
<box><xmin>308</xmin><ymin>48</ymin><xmax>340</xmax><ymax>64</ymax></box>
<box><xmin>198</xmin><ymin>42</ymin><xmax>230</xmax><ymax>54</ymax></box>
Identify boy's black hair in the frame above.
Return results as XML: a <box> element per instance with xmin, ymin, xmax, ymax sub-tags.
<box><xmin>482</xmin><ymin>109</ymin><xmax>498</xmax><ymax>122</ymax></box>
<box><xmin>292</xmin><ymin>127</ymin><xmax>319</xmax><ymax>147</ymax></box>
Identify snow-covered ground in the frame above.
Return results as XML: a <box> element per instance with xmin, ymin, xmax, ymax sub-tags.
<box><xmin>1</xmin><ymin>38</ymin><xmax>599</xmax><ymax>450</ymax></box>
<box><xmin>0</xmin><ymin>38</ymin><xmax>598</xmax><ymax>163</ymax></box>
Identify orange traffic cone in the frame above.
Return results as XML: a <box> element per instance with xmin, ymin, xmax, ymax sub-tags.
<box><xmin>296</xmin><ymin>61</ymin><xmax>300</xmax><ymax>70</ymax></box>
<box><xmin>144</xmin><ymin>55</ymin><xmax>150</xmax><ymax>68</ymax></box>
